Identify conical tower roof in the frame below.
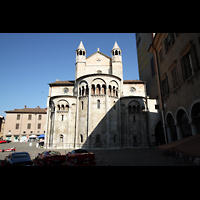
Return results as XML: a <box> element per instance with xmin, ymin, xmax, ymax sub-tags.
<box><xmin>77</xmin><ymin>40</ymin><xmax>85</xmax><ymax>50</ymax></box>
<box><xmin>112</xmin><ymin>41</ymin><xmax>121</xmax><ymax>50</ymax></box>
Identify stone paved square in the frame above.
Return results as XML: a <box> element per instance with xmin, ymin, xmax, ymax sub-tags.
<box><xmin>0</xmin><ymin>142</ymin><xmax>197</xmax><ymax>166</ymax></box>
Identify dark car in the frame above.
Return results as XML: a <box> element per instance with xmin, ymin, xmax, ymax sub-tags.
<box><xmin>66</xmin><ymin>149</ymin><xmax>95</xmax><ymax>164</ymax></box>
<box><xmin>36</xmin><ymin>151</ymin><xmax>66</xmax><ymax>166</ymax></box>
<box><xmin>4</xmin><ymin>152</ymin><xmax>34</xmax><ymax>166</ymax></box>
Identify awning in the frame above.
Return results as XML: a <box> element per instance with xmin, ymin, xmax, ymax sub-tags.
<box><xmin>158</xmin><ymin>134</ymin><xmax>200</xmax><ymax>158</ymax></box>
<box><xmin>38</xmin><ymin>134</ymin><xmax>45</xmax><ymax>138</ymax></box>
<box><xmin>29</xmin><ymin>135</ymin><xmax>37</xmax><ymax>138</ymax></box>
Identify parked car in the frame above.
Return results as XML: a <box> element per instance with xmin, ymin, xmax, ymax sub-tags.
<box><xmin>0</xmin><ymin>139</ymin><xmax>6</xmax><ymax>144</ymax></box>
<box><xmin>66</xmin><ymin>149</ymin><xmax>95</xmax><ymax>164</ymax></box>
<box><xmin>36</xmin><ymin>151</ymin><xmax>66</xmax><ymax>166</ymax></box>
<box><xmin>0</xmin><ymin>147</ymin><xmax>16</xmax><ymax>152</ymax></box>
<box><xmin>6</xmin><ymin>140</ymin><xmax>11</xmax><ymax>143</ymax></box>
<box><xmin>4</xmin><ymin>152</ymin><xmax>33</xmax><ymax>166</ymax></box>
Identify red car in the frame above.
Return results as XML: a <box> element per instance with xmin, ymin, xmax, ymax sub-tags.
<box><xmin>0</xmin><ymin>147</ymin><xmax>16</xmax><ymax>152</ymax></box>
<box><xmin>0</xmin><ymin>140</ymin><xmax>6</xmax><ymax>144</ymax></box>
<box><xmin>36</xmin><ymin>151</ymin><xmax>66</xmax><ymax>166</ymax></box>
<box><xmin>66</xmin><ymin>149</ymin><xmax>95</xmax><ymax>164</ymax></box>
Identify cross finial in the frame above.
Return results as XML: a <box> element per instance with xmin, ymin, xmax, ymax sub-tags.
<box><xmin>97</xmin><ymin>47</ymin><xmax>100</xmax><ymax>52</ymax></box>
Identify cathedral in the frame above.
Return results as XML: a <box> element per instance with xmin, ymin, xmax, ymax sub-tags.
<box><xmin>45</xmin><ymin>41</ymin><xmax>159</xmax><ymax>149</ymax></box>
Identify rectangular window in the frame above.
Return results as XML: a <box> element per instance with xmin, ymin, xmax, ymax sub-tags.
<box><xmin>27</xmin><ymin>123</ymin><xmax>31</xmax><ymax>129</ymax></box>
<box><xmin>180</xmin><ymin>44</ymin><xmax>199</xmax><ymax>81</ymax></box>
<box><xmin>17</xmin><ymin>114</ymin><xmax>20</xmax><ymax>120</ymax></box>
<box><xmin>38</xmin><ymin>115</ymin><xmax>42</xmax><ymax>120</ymax></box>
<box><xmin>164</xmin><ymin>33</ymin><xmax>175</xmax><ymax>53</ymax></box>
<box><xmin>62</xmin><ymin>115</ymin><xmax>64</xmax><ymax>121</ymax></box>
<box><xmin>16</xmin><ymin>123</ymin><xmax>19</xmax><ymax>129</ymax></box>
<box><xmin>97</xmin><ymin>100</ymin><xmax>100</xmax><ymax>109</ymax></box>
<box><xmin>171</xmin><ymin>66</ymin><xmax>178</xmax><ymax>88</ymax></box>
<box><xmin>28</xmin><ymin>115</ymin><xmax>32</xmax><ymax>120</ymax></box>
<box><xmin>38</xmin><ymin>123</ymin><xmax>41</xmax><ymax>129</ymax></box>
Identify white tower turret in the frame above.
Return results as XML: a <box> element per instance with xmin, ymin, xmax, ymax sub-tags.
<box><xmin>111</xmin><ymin>41</ymin><xmax>122</xmax><ymax>62</ymax></box>
<box><xmin>111</xmin><ymin>41</ymin><xmax>123</xmax><ymax>81</ymax></box>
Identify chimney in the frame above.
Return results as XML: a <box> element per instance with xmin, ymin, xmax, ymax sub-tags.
<box><xmin>25</xmin><ymin>105</ymin><xmax>27</xmax><ymax>109</ymax></box>
<box><xmin>37</xmin><ymin>106</ymin><xmax>40</xmax><ymax>109</ymax></box>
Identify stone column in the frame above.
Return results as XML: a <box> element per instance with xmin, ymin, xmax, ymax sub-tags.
<box><xmin>175</xmin><ymin>123</ymin><xmax>183</xmax><ymax>140</ymax></box>
<box><xmin>189</xmin><ymin>121</ymin><xmax>199</xmax><ymax>136</ymax></box>
<box><xmin>166</xmin><ymin>125</ymin><xmax>172</xmax><ymax>143</ymax></box>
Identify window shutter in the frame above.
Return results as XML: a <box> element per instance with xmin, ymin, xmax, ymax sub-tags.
<box><xmin>166</xmin><ymin>76</ymin><xmax>169</xmax><ymax>94</ymax></box>
<box><xmin>180</xmin><ymin>57</ymin><xmax>186</xmax><ymax>81</ymax></box>
<box><xmin>190</xmin><ymin>44</ymin><xmax>199</xmax><ymax>72</ymax></box>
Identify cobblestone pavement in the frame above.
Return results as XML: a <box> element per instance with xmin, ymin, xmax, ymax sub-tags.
<box><xmin>0</xmin><ymin>142</ymin><xmax>197</xmax><ymax>166</ymax></box>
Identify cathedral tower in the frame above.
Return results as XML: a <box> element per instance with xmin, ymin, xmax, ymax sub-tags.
<box><xmin>111</xmin><ymin>41</ymin><xmax>123</xmax><ymax>81</ymax></box>
<box><xmin>75</xmin><ymin>40</ymin><xmax>86</xmax><ymax>79</ymax></box>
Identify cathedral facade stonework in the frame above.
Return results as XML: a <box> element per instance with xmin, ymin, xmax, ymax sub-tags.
<box><xmin>45</xmin><ymin>41</ymin><xmax>159</xmax><ymax>149</ymax></box>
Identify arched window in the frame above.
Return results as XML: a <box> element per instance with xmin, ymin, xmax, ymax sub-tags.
<box><xmin>83</xmin><ymin>51</ymin><xmax>85</xmax><ymax>56</ymax></box>
<box><xmin>137</xmin><ymin>105</ymin><xmax>140</xmax><ymax>113</ymax></box>
<box><xmin>108</xmin><ymin>85</ymin><xmax>112</xmax><ymax>96</ymax></box>
<box><xmin>115</xmin><ymin>50</ymin><xmax>118</xmax><ymax>55</ymax></box>
<box><xmin>133</xmin><ymin>106</ymin><xmax>136</xmax><ymax>113</ymax></box>
<box><xmin>114</xmin><ymin>134</ymin><xmax>117</xmax><ymax>143</ymax></box>
<box><xmin>81</xmin><ymin>101</ymin><xmax>84</xmax><ymax>110</ymax></box>
<box><xmin>60</xmin><ymin>134</ymin><xmax>63</xmax><ymax>142</ymax></box>
<box><xmin>82</xmin><ymin>86</ymin><xmax>85</xmax><ymax>96</ymax></box>
<box><xmin>102</xmin><ymin>85</ymin><xmax>106</xmax><ymax>95</ymax></box>
<box><xmin>86</xmin><ymin>85</ymin><xmax>89</xmax><ymax>95</ymax></box>
<box><xmin>57</xmin><ymin>105</ymin><xmax>60</xmax><ymax>111</ymax></box>
<box><xmin>80</xmin><ymin>50</ymin><xmax>82</xmax><ymax>55</ymax></box>
<box><xmin>61</xmin><ymin>105</ymin><xmax>64</xmax><ymax>110</ymax></box>
<box><xmin>80</xmin><ymin>134</ymin><xmax>83</xmax><ymax>143</ymax></box>
<box><xmin>96</xmin><ymin>134</ymin><xmax>100</xmax><ymax>143</ymax></box>
<box><xmin>91</xmin><ymin>84</ymin><xmax>95</xmax><ymax>95</ymax></box>
<box><xmin>65</xmin><ymin>105</ymin><xmax>69</xmax><ymax>111</ymax></box>
<box><xmin>113</xmin><ymin>86</ymin><xmax>116</xmax><ymax>96</ymax></box>
<box><xmin>61</xmin><ymin>115</ymin><xmax>64</xmax><ymax>121</ymax></box>
<box><xmin>97</xmin><ymin>100</ymin><xmax>100</xmax><ymax>109</ymax></box>
<box><xmin>96</xmin><ymin>84</ymin><xmax>101</xmax><ymax>94</ymax></box>
<box><xmin>128</xmin><ymin>105</ymin><xmax>132</xmax><ymax>113</ymax></box>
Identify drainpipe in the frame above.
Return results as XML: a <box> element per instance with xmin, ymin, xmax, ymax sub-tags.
<box><xmin>151</xmin><ymin>44</ymin><xmax>168</xmax><ymax>144</ymax></box>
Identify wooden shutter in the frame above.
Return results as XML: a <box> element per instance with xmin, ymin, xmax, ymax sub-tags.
<box><xmin>180</xmin><ymin>57</ymin><xmax>187</xmax><ymax>81</ymax></box>
<box><xmin>190</xmin><ymin>44</ymin><xmax>199</xmax><ymax>72</ymax></box>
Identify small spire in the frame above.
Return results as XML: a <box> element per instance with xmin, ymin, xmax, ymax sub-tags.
<box><xmin>77</xmin><ymin>40</ymin><xmax>85</xmax><ymax>50</ymax></box>
<box><xmin>112</xmin><ymin>41</ymin><xmax>121</xmax><ymax>50</ymax></box>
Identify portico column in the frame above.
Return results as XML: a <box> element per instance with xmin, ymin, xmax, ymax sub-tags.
<box><xmin>166</xmin><ymin>125</ymin><xmax>172</xmax><ymax>143</ymax></box>
<box><xmin>189</xmin><ymin>121</ymin><xmax>198</xmax><ymax>136</ymax></box>
<box><xmin>175</xmin><ymin>123</ymin><xmax>183</xmax><ymax>140</ymax></box>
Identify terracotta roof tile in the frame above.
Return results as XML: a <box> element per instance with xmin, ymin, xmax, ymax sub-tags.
<box><xmin>49</xmin><ymin>80</ymin><xmax>75</xmax><ymax>86</ymax></box>
<box><xmin>5</xmin><ymin>107</ymin><xmax>47</xmax><ymax>114</ymax></box>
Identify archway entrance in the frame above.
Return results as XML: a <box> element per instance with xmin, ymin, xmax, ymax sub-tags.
<box><xmin>176</xmin><ymin>109</ymin><xmax>192</xmax><ymax>138</ymax></box>
<box><xmin>155</xmin><ymin>121</ymin><xmax>165</xmax><ymax>146</ymax></box>
<box><xmin>166</xmin><ymin>113</ymin><xmax>177</xmax><ymax>142</ymax></box>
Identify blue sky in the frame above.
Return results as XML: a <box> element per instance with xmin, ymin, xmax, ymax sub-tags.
<box><xmin>0</xmin><ymin>33</ymin><xmax>139</xmax><ymax>118</ymax></box>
